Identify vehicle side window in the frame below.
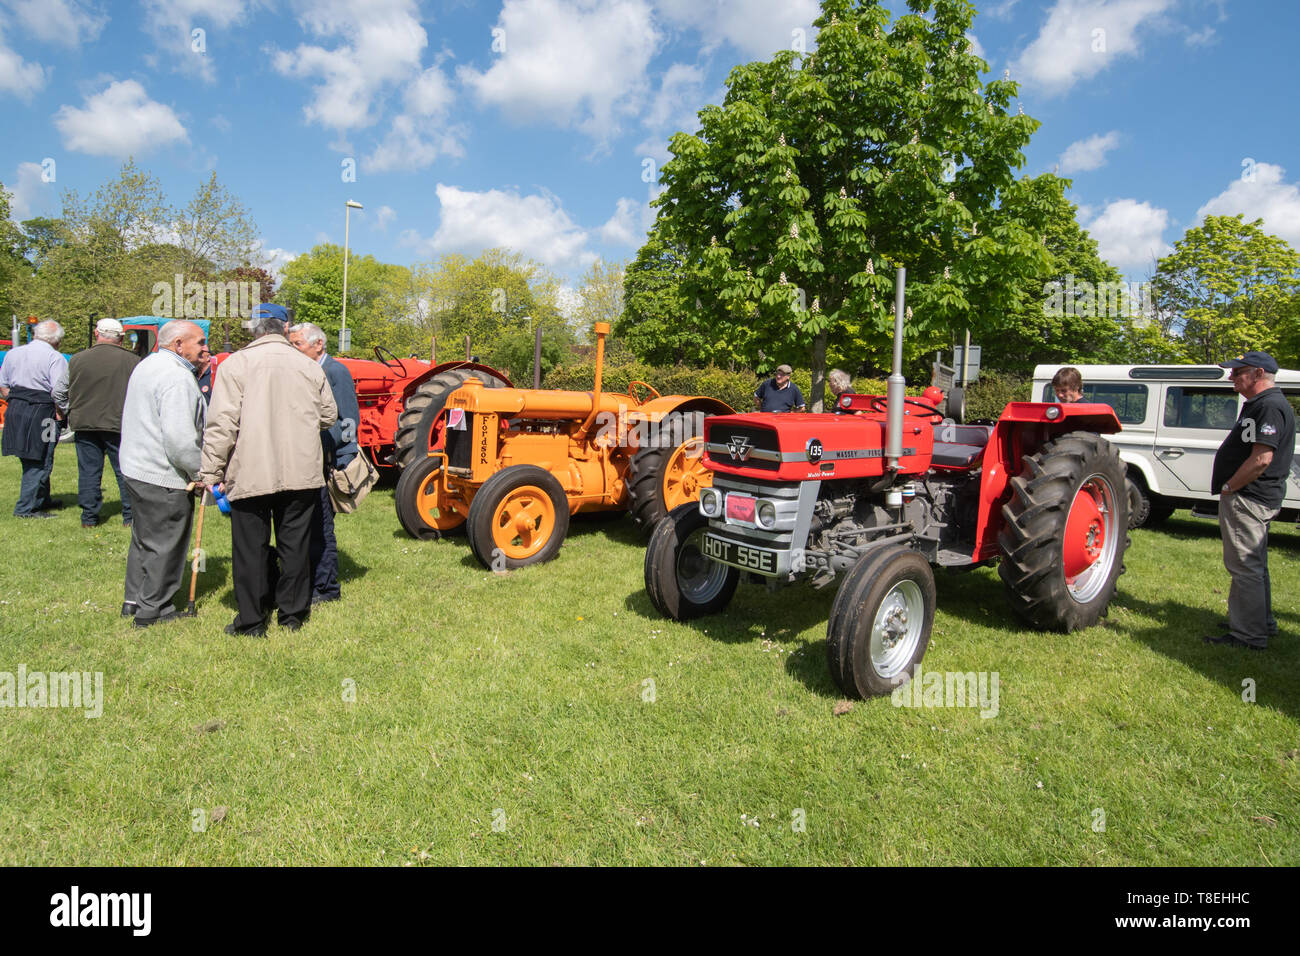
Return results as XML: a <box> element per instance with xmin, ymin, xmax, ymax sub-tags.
<box><xmin>1042</xmin><ymin>382</ymin><xmax>1149</xmax><ymax>424</ymax></box>
<box><xmin>1163</xmin><ymin>386</ymin><xmax>1239</xmax><ymax>429</ymax></box>
<box><xmin>1282</xmin><ymin>390</ymin><xmax>1300</xmax><ymax>420</ymax></box>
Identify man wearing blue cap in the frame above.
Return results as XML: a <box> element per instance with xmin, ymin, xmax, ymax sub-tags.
<box><xmin>1205</xmin><ymin>351</ymin><xmax>1295</xmax><ymax>651</ymax></box>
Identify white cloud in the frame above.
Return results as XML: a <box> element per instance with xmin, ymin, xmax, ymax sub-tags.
<box><xmin>635</xmin><ymin>61</ymin><xmax>709</xmax><ymax>162</ymax></box>
<box><xmin>275</xmin><ymin>0</ymin><xmax>427</xmax><ymax>132</ymax></box>
<box><xmin>1084</xmin><ymin>199</ymin><xmax>1171</xmax><ymax>270</ymax></box>
<box><xmin>459</xmin><ymin>0</ymin><xmax>660</xmax><ymax>141</ymax></box>
<box><xmin>141</xmin><ymin>0</ymin><xmax>251</xmax><ymax>82</ymax></box>
<box><xmin>1184</xmin><ymin>25</ymin><xmax>1216</xmax><ymax>46</ymax></box>
<box><xmin>364</xmin><ymin>66</ymin><xmax>464</xmax><ymax>173</ymax></box>
<box><xmin>374</xmin><ymin>205</ymin><xmax>397</xmax><ymax>231</ymax></box>
<box><xmin>599</xmin><ymin>197</ymin><xmax>643</xmax><ymax>247</ymax></box>
<box><xmin>0</xmin><ymin>28</ymin><xmax>46</xmax><ymax>98</ymax></box>
<box><xmin>409</xmin><ymin>183</ymin><xmax>596</xmax><ymax>271</ymax></box>
<box><xmin>1059</xmin><ymin>130</ymin><xmax>1121</xmax><ymax>173</ymax></box>
<box><xmin>1011</xmin><ymin>0</ymin><xmax>1173</xmax><ymax>96</ymax></box>
<box><xmin>254</xmin><ymin>242</ymin><xmax>298</xmax><ymax>282</ymax></box>
<box><xmin>53</xmin><ymin>80</ymin><xmax>188</xmax><ymax>157</ymax></box>
<box><xmin>988</xmin><ymin>0</ymin><xmax>1022</xmax><ymax>19</ymax></box>
<box><xmin>6</xmin><ymin>0</ymin><xmax>107</xmax><ymax>47</ymax></box>
<box><xmin>656</xmin><ymin>0</ymin><xmax>819</xmax><ymax>59</ymax></box>
<box><xmin>7</xmin><ymin>161</ymin><xmax>54</xmax><ymax>221</ymax></box>
<box><xmin>1195</xmin><ymin>162</ymin><xmax>1300</xmax><ymax>249</ymax></box>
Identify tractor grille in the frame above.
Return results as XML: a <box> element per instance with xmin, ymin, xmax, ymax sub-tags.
<box><xmin>704</xmin><ymin>424</ymin><xmax>781</xmax><ymax>472</ymax></box>
<box><xmin>445</xmin><ymin>415</ymin><xmax>473</xmax><ymax>471</ymax></box>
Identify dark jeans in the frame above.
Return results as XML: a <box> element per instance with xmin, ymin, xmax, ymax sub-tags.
<box><xmin>75</xmin><ymin>430</ymin><xmax>131</xmax><ymax>524</ymax></box>
<box><xmin>123</xmin><ymin>478</ymin><xmax>194</xmax><ymax>622</ymax></box>
<box><xmin>14</xmin><ymin>439</ymin><xmax>57</xmax><ymax>515</ymax></box>
<box><xmin>309</xmin><ymin>485</ymin><xmax>340</xmax><ymax>599</ymax></box>
<box><xmin>230</xmin><ymin>489</ymin><xmax>318</xmax><ymax>630</ymax></box>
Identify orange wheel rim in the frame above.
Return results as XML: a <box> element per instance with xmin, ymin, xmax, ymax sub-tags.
<box><xmin>491</xmin><ymin>486</ymin><xmax>556</xmax><ymax>560</ymax></box>
<box><xmin>416</xmin><ymin>469</ymin><xmax>464</xmax><ymax>530</ymax></box>
<box><xmin>662</xmin><ymin>437</ymin><xmax>712</xmax><ymax>510</ymax></box>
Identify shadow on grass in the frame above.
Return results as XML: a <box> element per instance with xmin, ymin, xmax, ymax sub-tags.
<box><xmin>1150</xmin><ymin>513</ymin><xmax>1300</xmax><ymax>556</ymax></box>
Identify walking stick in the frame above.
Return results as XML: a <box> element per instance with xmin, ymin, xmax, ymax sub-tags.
<box><xmin>183</xmin><ymin>484</ymin><xmax>208</xmax><ymax>616</ymax></box>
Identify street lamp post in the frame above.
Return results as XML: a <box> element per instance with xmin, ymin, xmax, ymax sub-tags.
<box><xmin>341</xmin><ymin>199</ymin><xmax>363</xmax><ymax>352</ymax></box>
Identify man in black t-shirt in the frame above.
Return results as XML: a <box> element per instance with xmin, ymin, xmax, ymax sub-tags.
<box><xmin>1204</xmin><ymin>351</ymin><xmax>1295</xmax><ymax>651</ymax></box>
<box><xmin>754</xmin><ymin>364</ymin><xmax>806</xmax><ymax>413</ymax></box>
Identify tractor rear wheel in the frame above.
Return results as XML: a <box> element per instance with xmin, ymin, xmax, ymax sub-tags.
<box><xmin>393</xmin><ymin>368</ymin><xmax>508</xmax><ymax>471</ymax></box>
<box><xmin>467</xmin><ymin>465</ymin><xmax>570</xmax><ymax>570</ymax></box>
<box><xmin>644</xmin><ymin>504</ymin><xmax>739</xmax><ymax>620</ymax></box>
<box><xmin>998</xmin><ymin>431</ymin><xmax>1130</xmax><ymax>631</ymax></box>
<box><xmin>826</xmin><ymin>547</ymin><xmax>935</xmax><ymax>699</ymax></box>
<box><xmin>626</xmin><ymin>413</ymin><xmax>713</xmax><ymax>535</ymax></box>
<box><xmin>394</xmin><ymin>454</ymin><xmax>465</xmax><ymax>540</ymax></box>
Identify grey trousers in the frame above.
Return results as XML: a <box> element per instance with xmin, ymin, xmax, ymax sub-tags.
<box><xmin>1220</xmin><ymin>492</ymin><xmax>1280</xmax><ymax>647</ymax></box>
<box><xmin>124</xmin><ymin>477</ymin><xmax>194</xmax><ymax>622</ymax></box>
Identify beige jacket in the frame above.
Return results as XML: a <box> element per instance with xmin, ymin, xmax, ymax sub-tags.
<box><xmin>200</xmin><ymin>334</ymin><xmax>338</xmax><ymax>501</ymax></box>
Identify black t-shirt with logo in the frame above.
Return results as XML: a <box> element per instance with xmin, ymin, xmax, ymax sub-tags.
<box><xmin>1211</xmin><ymin>386</ymin><xmax>1296</xmax><ymax>508</ymax></box>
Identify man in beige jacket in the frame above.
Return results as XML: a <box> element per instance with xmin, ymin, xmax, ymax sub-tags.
<box><xmin>200</xmin><ymin>310</ymin><xmax>337</xmax><ymax>635</ymax></box>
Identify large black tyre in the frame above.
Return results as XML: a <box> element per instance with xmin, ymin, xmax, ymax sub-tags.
<box><xmin>644</xmin><ymin>504</ymin><xmax>739</xmax><ymax>620</ymax></box>
<box><xmin>998</xmin><ymin>431</ymin><xmax>1130</xmax><ymax>631</ymax></box>
<box><xmin>1125</xmin><ymin>473</ymin><xmax>1151</xmax><ymax>528</ymax></box>
<box><xmin>467</xmin><ymin>465</ymin><xmax>570</xmax><ymax>570</ymax></box>
<box><xmin>826</xmin><ymin>547</ymin><xmax>935</xmax><ymax>699</ymax></box>
<box><xmin>393</xmin><ymin>368</ymin><xmax>508</xmax><ymax>471</ymax></box>
<box><xmin>626</xmin><ymin>412</ymin><xmax>711</xmax><ymax>536</ymax></box>
<box><xmin>394</xmin><ymin>454</ymin><xmax>465</xmax><ymax>540</ymax></box>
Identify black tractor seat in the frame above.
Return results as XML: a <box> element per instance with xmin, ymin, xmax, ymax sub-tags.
<box><xmin>930</xmin><ymin>422</ymin><xmax>993</xmax><ymax>469</ymax></box>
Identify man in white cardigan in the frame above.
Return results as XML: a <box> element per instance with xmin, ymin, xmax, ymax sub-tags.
<box><xmin>119</xmin><ymin>320</ymin><xmax>209</xmax><ymax>627</ymax></box>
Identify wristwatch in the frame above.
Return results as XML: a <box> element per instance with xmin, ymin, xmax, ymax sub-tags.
<box><xmin>1221</xmin><ymin>483</ymin><xmax>1232</xmax><ymax>495</ymax></box>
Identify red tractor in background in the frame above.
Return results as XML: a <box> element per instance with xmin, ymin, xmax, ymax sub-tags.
<box><xmin>644</xmin><ymin>269</ymin><xmax>1131</xmax><ymax>699</ymax></box>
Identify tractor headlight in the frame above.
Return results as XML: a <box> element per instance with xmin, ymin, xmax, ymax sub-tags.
<box><xmin>699</xmin><ymin>488</ymin><xmax>722</xmax><ymax>517</ymax></box>
<box><xmin>756</xmin><ymin>500</ymin><xmax>777</xmax><ymax>529</ymax></box>
<box><xmin>1045</xmin><ymin>404</ymin><xmax>1062</xmax><ymax>420</ymax></box>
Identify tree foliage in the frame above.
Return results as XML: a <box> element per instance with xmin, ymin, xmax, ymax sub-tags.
<box><xmin>1152</xmin><ymin>214</ymin><xmax>1300</xmax><ymax>364</ymax></box>
<box><xmin>645</xmin><ymin>0</ymin><xmax>1050</xmax><ymax>408</ymax></box>
<box><xmin>276</xmin><ymin>243</ymin><xmax>411</xmax><ymax>354</ymax></box>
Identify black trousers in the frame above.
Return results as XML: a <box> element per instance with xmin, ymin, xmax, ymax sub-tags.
<box><xmin>230</xmin><ymin>489</ymin><xmax>319</xmax><ymax>630</ymax></box>
<box><xmin>75</xmin><ymin>430</ymin><xmax>131</xmax><ymax>524</ymax></box>
<box><xmin>309</xmin><ymin>485</ymin><xmax>340</xmax><ymax>599</ymax></box>
<box><xmin>123</xmin><ymin>478</ymin><xmax>194</xmax><ymax>622</ymax></box>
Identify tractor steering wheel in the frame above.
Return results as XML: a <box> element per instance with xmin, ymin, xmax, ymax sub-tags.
<box><xmin>372</xmin><ymin>345</ymin><xmax>405</xmax><ymax>373</ymax></box>
<box><xmin>868</xmin><ymin>396</ymin><xmax>945</xmax><ymax>424</ymax></box>
<box><xmin>628</xmin><ymin>380</ymin><xmax>661</xmax><ymax>403</ymax></box>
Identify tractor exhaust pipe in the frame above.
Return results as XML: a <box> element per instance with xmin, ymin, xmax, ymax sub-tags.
<box><xmin>577</xmin><ymin>321</ymin><xmax>609</xmax><ymax>439</ymax></box>
<box><xmin>885</xmin><ymin>267</ymin><xmax>906</xmax><ymax>473</ymax></box>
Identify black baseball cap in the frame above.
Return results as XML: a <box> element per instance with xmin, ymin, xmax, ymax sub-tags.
<box><xmin>1219</xmin><ymin>351</ymin><xmax>1278</xmax><ymax>374</ymax></box>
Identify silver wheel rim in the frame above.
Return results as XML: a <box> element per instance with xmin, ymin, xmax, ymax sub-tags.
<box><xmin>870</xmin><ymin>579</ymin><xmax>924</xmax><ymax>679</ymax></box>
<box><xmin>1066</xmin><ymin>473</ymin><xmax>1120</xmax><ymax>604</ymax></box>
<box><xmin>677</xmin><ymin>529</ymin><xmax>731</xmax><ymax>604</ymax></box>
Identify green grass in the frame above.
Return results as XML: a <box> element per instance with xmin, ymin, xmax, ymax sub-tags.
<box><xmin>1</xmin><ymin>444</ymin><xmax>1298</xmax><ymax>865</ymax></box>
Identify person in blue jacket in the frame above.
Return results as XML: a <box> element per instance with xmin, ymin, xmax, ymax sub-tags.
<box><xmin>288</xmin><ymin>321</ymin><xmax>361</xmax><ymax>604</ymax></box>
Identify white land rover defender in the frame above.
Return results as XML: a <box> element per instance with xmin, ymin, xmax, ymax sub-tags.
<box><xmin>1032</xmin><ymin>364</ymin><xmax>1300</xmax><ymax>527</ymax></box>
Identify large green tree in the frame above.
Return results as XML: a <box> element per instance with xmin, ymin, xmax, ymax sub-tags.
<box><xmin>0</xmin><ymin>183</ymin><xmax>29</xmax><ymax>326</ymax></box>
<box><xmin>649</xmin><ymin>0</ymin><xmax>1049</xmax><ymax>408</ymax></box>
<box><xmin>276</xmin><ymin>243</ymin><xmax>411</xmax><ymax>354</ymax></box>
<box><xmin>1152</xmin><ymin>214</ymin><xmax>1300</xmax><ymax>364</ymax></box>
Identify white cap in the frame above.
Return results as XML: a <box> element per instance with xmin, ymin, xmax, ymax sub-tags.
<box><xmin>96</xmin><ymin>318</ymin><xmax>124</xmax><ymax>336</ymax></box>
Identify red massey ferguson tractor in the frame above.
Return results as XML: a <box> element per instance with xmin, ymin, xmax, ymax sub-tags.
<box><xmin>644</xmin><ymin>271</ymin><xmax>1131</xmax><ymax>699</ymax></box>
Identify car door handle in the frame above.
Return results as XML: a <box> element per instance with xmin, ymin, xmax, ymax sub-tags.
<box><xmin>1157</xmin><ymin>448</ymin><xmax>1185</xmax><ymax>459</ymax></box>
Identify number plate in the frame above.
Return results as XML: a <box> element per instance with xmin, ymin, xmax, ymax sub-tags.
<box><xmin>701</xmin><ymin>533</ymin><xmax>778</xmax><ymax>574</ymax></box>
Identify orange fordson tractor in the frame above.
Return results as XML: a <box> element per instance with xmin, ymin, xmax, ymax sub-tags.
<box><xmin>643</xmin><ymin>270</ymin><xmax>1132</xmax><ymax>700</ymax></box>
<box><xmin>394</xmin><ymin>322</ymin><xmax>734</xmax><ymax>568</ymax></box>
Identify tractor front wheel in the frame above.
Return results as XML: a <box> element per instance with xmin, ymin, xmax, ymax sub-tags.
<box><xmin>644</xmin><ymin>504</ymin><xmax>739</xmax><ymax>620</ymax></box>
<box><xmin>998</xmin><ymin>431</ymin><xmax>1130</xmax><ymax>631</ymax></box>
<box><xmin>394</xmin><ymin>455</ymin><xmax>465</xmax><ymax>540</ymax></box>
<box><xmin>467</xmin><ymin>466</ymin><xmax>570</xmax><ymax>570</ymax></box>
<box><xmin>826</xmin><ymin>547</ymin><xmax>935</xmax><ymax>699</ymax></box>
<box><xmin>627</xmin><ymin>414</ymin><xmax>712</xmax><ymax>535</ymax></box>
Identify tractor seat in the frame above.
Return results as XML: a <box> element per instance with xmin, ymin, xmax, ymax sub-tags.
<box><xmin>930</xmin><ymin>423</ymin><xmax>993</xmax><ymax>469</ymax></box>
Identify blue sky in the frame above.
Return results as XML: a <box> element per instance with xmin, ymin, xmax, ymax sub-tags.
<box><xmin>2</xmin><ymin>0</ymin><xmax>1298</xmax><ymax>291</ymax></box>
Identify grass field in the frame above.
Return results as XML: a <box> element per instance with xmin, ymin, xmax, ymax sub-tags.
<box><xmin>1</xmin><ymin>445</ymin><xmax>1298</xmax><ymax>866</ymax></box>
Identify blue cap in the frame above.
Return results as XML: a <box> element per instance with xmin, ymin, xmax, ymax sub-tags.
<box><xmin>1219</xmin><ymin>351</ymin><xmax>1279</xmax><ymax>374</ymax></box>
<box><xmin>251</xmin><ymin>303</ymin><xmax>290</xmax><ymax>325</ymax></box>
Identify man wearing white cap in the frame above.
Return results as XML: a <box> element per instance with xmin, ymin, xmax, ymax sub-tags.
<box><xmin>54</xmin><ymin>318</ymin><xmax>141</xmax><ymax>528</ymax></box>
